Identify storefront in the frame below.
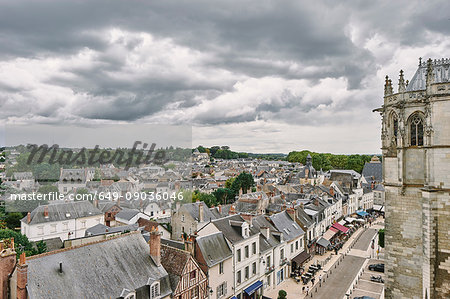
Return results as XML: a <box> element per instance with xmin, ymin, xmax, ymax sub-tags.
<box><xmin>316</xmin><ymin>237</ymin><xmax>330</xmax><ymax>255</ymax></box>
<box><xmin>291</xmin><ymin>251</ymin><xmax>311</xmax><ymax>276</ymax></box>
<box><xmin>243</xmin><ymin>280</ymin><xmax>263</xmax><ymax>299</ymax></box>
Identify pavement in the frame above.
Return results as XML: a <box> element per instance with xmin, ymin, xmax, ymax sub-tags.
<box><xmin>264</xmin><ymin>217</ymin><xmax>385</xmax><ymax>299</ymax></box>
<box><xmin>350</xmin><ymin>259</ymin><xmax>385</xmax><ymax>299</ymax></box>
<box><xmin>313</xmin><ymin>255</ymin><xmax>366</xmax><ymax>299</ymax></box>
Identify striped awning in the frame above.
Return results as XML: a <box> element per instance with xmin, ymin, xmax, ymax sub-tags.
<box><xmin>332</xmin><ymin>222</ymin><xmax>349</xmax><ymax>233</ymax></box>
<box><xmin>323</xmin><ymin>228</ymin><xmax>338</xmax><ymax>241</ymax></box>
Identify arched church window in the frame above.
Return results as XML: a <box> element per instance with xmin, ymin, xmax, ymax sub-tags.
<box><xmin>410</xmin><ymin>114</ymin><xmax>424</xmax><ymax>146</ymax></box>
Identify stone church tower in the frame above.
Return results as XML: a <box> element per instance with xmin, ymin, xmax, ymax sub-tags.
<box><xmin>375</xmin><ymin>58</ymin><xmax>450</xmax><ymax>298</ymax></box>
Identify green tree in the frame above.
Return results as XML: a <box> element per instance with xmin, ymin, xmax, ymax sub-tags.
<box><xmin>230</xmin><ymin>172</ymin><xmax>254</xmax><ymax>195</ymax></box>
<box><xmin>36</xmin><ymin>240</ymin><xmax>47</xmax><ymax>254</ymax></box>
<box><xmin>278</xmin><ymin>290</ymin><xmax>287</xmax><ymax>299</ymax></box>
<box><xmin>38</xmin><ymin>185</ymin><xmax>59</xmax><ymax>194</ymax></box>
<box><xmin>192</xmin><ymin>191</ymin><xmax>217</xmax><ymax>208</ymax></box>
<box><xmin>225</xmin><ymin>177</ymin><xmax>235</xmax><ymax>189</ymax></box>
<box><xmin>213</xmin><ymin>188</ymin><xmax>235</xmax><ymax>204</ymax></box>
<box><xmin>5</xmin><ymin>212</ymin><xmax>24</xmax><ymax>229</ymax></box>
<box><xmin>0</xmin><ymin>229</ymin><xmax>37</xmax><ymax>257</ymax></box>
<box><xmin>378</xmin><ymin>229</ymin><xmax>385</xmax><ymax>248</ymax></box>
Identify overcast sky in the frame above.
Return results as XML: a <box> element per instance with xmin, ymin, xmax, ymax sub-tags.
<box><xmin>0</xmin><ymin>0</ymin><xmax>449</xmax><ymax>154</ymax></box>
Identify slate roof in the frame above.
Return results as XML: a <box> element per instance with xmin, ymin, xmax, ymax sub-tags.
<box><xmin>407</xmin><ymin>58</ymin><xmax>450</xmax><ymax>91</ymax></box>
<box><xmin>97</xmin><ymin>201</ymin><xmax>119</xmax><ymax>213</ymax></box>
<box><xmin>25</xmin><ymin>232</ymin><xmax>172</xmax><ymax>299</ymax></box>
<box><xmin>196</xmin><ymin>232</ymin><xmax>233</xmax><ymax>267</ymax></box>
<box><xmin>295</xmin><ymin>208</ymin><xmax>314</xmax><ymax>229</ymax></box>
<box><xmin>362</xmin><ymin>162</ymin><xmax>382</xmax><ymax>183</ymax></box>
<box><xmin>22</xmin><ymin>201</ymin><xmax>103</xmax><ymax>225</ymax></box>
<box><xmin>85</xmin><ymin>223</ymin><xmax>139</xmax><ymax>236</ymax></box>
<box><xmin>115</xmin><ymin>208</ymin><xmax>140</xmax><ymax>221</ymax></box>
<box><xmin>209</xmin><ymin>204</ymin><xmax>232</xmax><ymax>218</ymax></box>
<box><xmin>210</xmin><ymin>214</ymin><xmax>259</xmax><ymax>244</ymax></box>
<box><xmin>181</xmin><ymin>201</ymin><xmax>217</xmax><ymax>222</ymax></box>
<box><xmin>12</xmin><ymin>172</ymin><xmax>34</xmax><ymax>180</ymax></box>
<box><xmin>252</xmin><ymin>215</ymin><xmax>280</xmax><ymax>253</ymax></box>
<box><xmin>269</xmin><ymin>211</ymin><xmax>305</xmax><ymax>242</ymax></box>
<box><xmin>160</xmin><ymin>238</ymin><xmax>185</xmax><ymax>250</ymax></box>
<box><xmin>59</xmin><ymin>169</ymin><xmax>86</xmax><ymax>182</ymax></box>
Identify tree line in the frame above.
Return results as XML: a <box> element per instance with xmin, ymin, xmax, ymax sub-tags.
<box><xmin>287</xmin><ymin>150</ymin><xmax>379</xmax><ymax>173</ymax></box>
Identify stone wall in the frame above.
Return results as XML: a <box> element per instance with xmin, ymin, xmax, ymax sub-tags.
<box><xmin>385</xmin><ymin>186</ymin><xmax>423</xmax><ymax>299</ymax></box>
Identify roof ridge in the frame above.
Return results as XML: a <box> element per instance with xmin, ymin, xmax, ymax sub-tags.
<box><xmin>27</xmin><ymin>231</ymin><xmax>141</xmax><ymax>261</ymax></box>
<box><xmin>160</xmin><ymin>243</ymin><xmax>190</xmax><ymax>255</ymax></box>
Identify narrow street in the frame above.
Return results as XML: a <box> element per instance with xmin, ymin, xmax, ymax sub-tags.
<box><xmin>264</xmin><ymin>219</ymin><xmax>385</xmax><ymax>299</ymax></box>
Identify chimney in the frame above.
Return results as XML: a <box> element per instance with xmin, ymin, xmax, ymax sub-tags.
<box><xmin>260</xmin><ymin>227</ymin><xmax>270</xmax><ymax>239</ymax></box>
<box><xmin>241</xmin><ymin>214</ymin><xmax>253</xmax><ymax>227</ymax></box>
<box><xmin>149</xmin><ymin>227</ymin><xmax>162</xmax><ymax>267</ymax></box>
<box><xmin>0</xmin><ymin>239</ymin><xmax>17</xmax><ymax>299</ymax></box>
<box><xmin>93</xmin><ymin>199</ymin><xmax>99</xmax><ymax>208</ymax></box>
<box><xmin>44</xmin><ymin>206</ymin><xmax>49</xmax><ymax>218</ymax></box>
<box><xmin>239</xmin><ymin>188</ymin><xmax>243</xmax><ymax>196</ymax></box>
<box><xmin>27</xmin><ymin>212</ymin><xmax>31</xmax><ymax>224</ymax></box>
<box><xmin>218</xmin><ymin>204</ymin><xmax>222</xmax><ymax>214</ymax></box>
<box><xmin>286</xmin><ymin>208</ymin><xmax>296</xmax><ymax>222</ymax></box>
<box><xmin>184</xmin><ymin>234</ymin><xmax>196</xmax><ymax>256</ymax></box>
<box><xmin>314</xmin><ymin>198</ymin><xmax>319</xmax><ymax>206</ymax></box>
<box><xmin>329</xmin><ymin>187</ymin><xmax>335</xmax><ymax>196</ymax></box>
<box><xmin>198</xmin><ymin>202</ymin><xmax>204</xmax><ymax>223</ymax></box>
<box><xmin>300</xmin><ymin>185</ymin><xmax>303</xmax><ymax>193</ymax></box>
<box><xmin>17</xmin><ymin>252</ymin><xmax>28</xmax><ymax>299</ymax></box>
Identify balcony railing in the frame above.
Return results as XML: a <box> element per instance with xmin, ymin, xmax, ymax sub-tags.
<box><xmin>279</xmin><ymin>258</ymin><xmax>288</xmax><ymax>266</ymax></box>
<box><xmin>265</xmin><ymin>265</ymin><xmax>275</xmax><ymax>274</ymax></box>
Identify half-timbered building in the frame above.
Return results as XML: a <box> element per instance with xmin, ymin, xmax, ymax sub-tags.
<box><xmin>161</xmin><ymin>244</ymin><xmax>208</xmax><ymax>299</ymax></box>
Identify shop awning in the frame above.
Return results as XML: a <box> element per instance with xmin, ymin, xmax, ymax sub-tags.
<box><xmin>244</xmin><ymin>280</ymin><xmax>263</xmax><ymax>295</ymax></box>
<box><xmin>292</xmin><ymin>251</ymin><xmax>311</xmax><ymax>265</ymax></box>
<box><xmin>345</xmin><ymin>217</ymin><xmax>356</xmax><ymax>223</ymax></box>
<box><xmin>332</xmin><ymin>222</ymin><xmax>349</xmax><ymax>233</ymax></box>
<box><xmin>372</xmin><ymin>204</ymin><xmax>383</xmax><ymax>211</ymax></box>
<box><xmin>317</xmin><ymin>237</ymin><xmax>330</xmax><ymax>248</ymax></box>
<box><xmin>322</xmin><ymin>228</ymin><xmax>337</xmax><ymax>241</ymax></box>
<box><xmin>356</xmin><ymin>210</ymin><xmax>369</xmax><ymax>217</ymax></box>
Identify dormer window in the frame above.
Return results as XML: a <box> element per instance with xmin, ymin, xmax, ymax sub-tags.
<box><xmin>124</xmin><ymin>293</ymin><xmax>136</xmax><ymax>299</ymax></box>
<box><xmin>241</xmin><ymin>222</ymin><xmax>250</xmax><ymax>238</ymax></box>
<box><xmin>150</xmin><ymin>282</ymin><xmax>160</xmax><ymax>299</ymax></box>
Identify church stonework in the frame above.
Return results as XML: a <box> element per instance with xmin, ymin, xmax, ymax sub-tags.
<box><xmin>375</xmin><ymin>58</ymin><xmax>450</xmax><ymax>299</ymax></box>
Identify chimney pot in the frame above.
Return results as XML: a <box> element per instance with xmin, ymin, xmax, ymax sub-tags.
<box><xmin>44</xmin><ymin>206</ymin><xmax>49</xmax><ymax>218</ymax></box>
<box><xmin>27</xmin><ymin>212</ymin><xmax>31</xmax><ymax>224</ymax></box>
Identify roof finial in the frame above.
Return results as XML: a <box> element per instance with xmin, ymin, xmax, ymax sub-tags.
<box><xmin>398</xmin><ymin>69</ymin><xmax>406</xmax><ymax>93</ymax></box>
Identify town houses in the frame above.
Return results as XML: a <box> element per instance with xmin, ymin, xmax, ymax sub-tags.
<box><xmin>0</xmin><ymin>146</ymin><xmax>380</xmax><ymax>299</ymax></box>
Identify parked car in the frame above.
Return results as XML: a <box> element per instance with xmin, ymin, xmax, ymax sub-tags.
<box><xmin>370</xmin><ymin>275</ymin><xmax>384</xmax><ymax>283</ymax></box>
<box><xmin>354</xmin><ymin>296</ymin><xmax>375</xmax><ymax>299</ymax></box>
<box><xmin>368</xmin><ymin>263</ymin><xmax>384</xmax><ymax>272</ymax></box>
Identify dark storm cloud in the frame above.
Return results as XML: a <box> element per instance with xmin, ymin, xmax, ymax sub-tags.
<box><xmin>0</xmin><ymin>0</ymin><xmax>449</xmax><ymax>152</ymax></box>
